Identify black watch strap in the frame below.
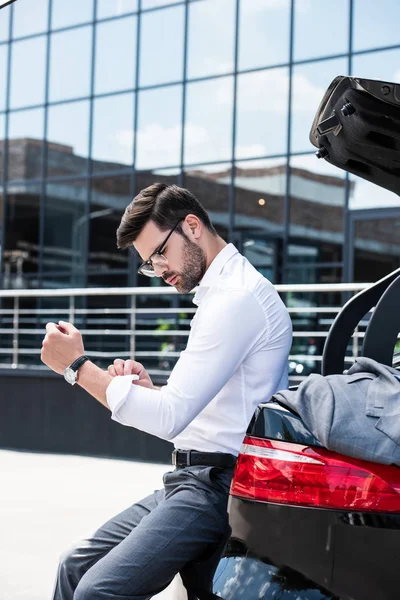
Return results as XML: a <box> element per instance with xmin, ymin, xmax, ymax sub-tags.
<box><xmin>69</xmin><ymin>355</ymin><xmax>90</xmax><ymax>372</ymax></box>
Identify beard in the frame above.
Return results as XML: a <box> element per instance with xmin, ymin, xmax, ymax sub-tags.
<box><xmin>163</xmin><ymin>236</ymin><xmax>207</xmax><ymax>294</ymax></box>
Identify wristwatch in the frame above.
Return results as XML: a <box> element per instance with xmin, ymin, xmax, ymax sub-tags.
<box><xmin>64</xmin><ymin>355</ymin><xmax>90</xmax><ymax>385</ymax></box>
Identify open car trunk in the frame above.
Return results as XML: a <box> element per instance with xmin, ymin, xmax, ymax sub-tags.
<box><xmin>310</xmin><ymin>75</ymin><xmax>400</xmax><ymax>195</ymax></box>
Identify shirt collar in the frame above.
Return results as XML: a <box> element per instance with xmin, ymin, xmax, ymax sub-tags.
<box><xmin>192</xmin><ymin>244</ymin><xmax>239</xmax><ymax>306</ymax></box>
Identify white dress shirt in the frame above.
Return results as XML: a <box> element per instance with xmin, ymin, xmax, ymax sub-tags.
<box><xmin>107</xmin><ymin>244</ymin><xmax>292</xmax><ymax>456</ymax></box>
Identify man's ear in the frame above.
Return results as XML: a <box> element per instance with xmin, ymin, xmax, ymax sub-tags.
<box><xmin>184</xmin><ymin>215</ymin><xmax>202</xmax><ymax>239</ymax></box>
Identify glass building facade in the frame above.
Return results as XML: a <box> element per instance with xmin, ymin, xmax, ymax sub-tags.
<box><xmin>0</xmin><ymin>0</ymin><xmax>399</xmax><ymax>293</ymax></box>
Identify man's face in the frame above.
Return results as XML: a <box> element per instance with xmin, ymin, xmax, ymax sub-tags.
<box><xmin>134</xmin><ymin>220</ymin><xmax>207</xmax><ymax>293</ymax></box>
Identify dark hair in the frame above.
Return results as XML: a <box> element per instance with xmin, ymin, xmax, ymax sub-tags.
<box><xmin>116</xmin><ymin>183</ymin><xmax>217</xmax><ymax>249</ymax></box>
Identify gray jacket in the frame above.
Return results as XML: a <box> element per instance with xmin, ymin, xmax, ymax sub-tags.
<box><xmin>274</xmin><ymin>357</ymin><xmax>400</xmax><ymax>466</ymax></box>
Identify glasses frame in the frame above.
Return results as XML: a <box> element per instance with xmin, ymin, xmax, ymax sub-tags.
<box><xmin>137</xmin><ymin>218</ymin><xmax>184</xmax><ymax>277</ymax></box>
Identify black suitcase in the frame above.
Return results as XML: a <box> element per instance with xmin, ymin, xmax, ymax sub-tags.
<box><xmin>309</xmin><ymin>75</ymin><xmax>400</xmax><ymax>195</ymax></box>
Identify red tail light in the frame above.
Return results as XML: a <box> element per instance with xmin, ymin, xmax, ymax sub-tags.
<box><xmin>230</xmin><ymin>436</ymin><xmax>400</xmax><ymax>513</ymax></box>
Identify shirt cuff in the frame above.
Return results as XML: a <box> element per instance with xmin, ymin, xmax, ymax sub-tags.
<box><xmin>106</xmin><ymin>374</ymin><xmax>139</xmax><ymax>422</ymax></box>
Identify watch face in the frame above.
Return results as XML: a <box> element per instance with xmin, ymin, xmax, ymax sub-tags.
<box><xmin>64</xmin><ymin>367</ymin><xmax>77</xmax><ymax>385</ymax></box>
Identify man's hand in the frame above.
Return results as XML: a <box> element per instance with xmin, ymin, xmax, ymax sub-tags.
<box><xmin>41</xmin><ymin>321</ymin><xmax>85</xmax><ymax>375</ymax></box>
<box><xmin>107</xmin><ymin>359</ymin><xmax>160</xmax><ymax>390</ymax></box>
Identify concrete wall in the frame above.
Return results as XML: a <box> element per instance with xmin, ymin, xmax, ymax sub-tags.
<box><xmin>0</xmin><ymin>370</ymin><xmax>173</xmax><ymax>463</ymax></box>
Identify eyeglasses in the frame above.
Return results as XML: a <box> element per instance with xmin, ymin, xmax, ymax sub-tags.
<box><xmin>137</xmin><ymin>218</ymin><xmax>183</xmax><ymax>278</ymax></box>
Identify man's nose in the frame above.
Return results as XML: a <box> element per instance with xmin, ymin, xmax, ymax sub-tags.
<box><xmin>153</xmin><ymin>263</ymin><xmax>167</xmax><ymax>278</ymax></box>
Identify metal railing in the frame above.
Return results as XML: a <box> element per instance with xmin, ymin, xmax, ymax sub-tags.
<box><xmin>0</xmin><ymin>282</ymin><xmax>388</xmax><ymax>382</ymax></box>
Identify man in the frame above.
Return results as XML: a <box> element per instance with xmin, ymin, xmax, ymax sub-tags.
<box><xmin>42</xmin><ymin>183</ymin><xmax>292</xmax><ymax>600</ymax></box>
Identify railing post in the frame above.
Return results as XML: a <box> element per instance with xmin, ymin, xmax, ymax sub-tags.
<box><xmin>130</xmin><ymin>294</ymin><xmax>136</xmax><ymax>358</ymax></box>
<box><xmin>69</xmin><ymin>295</ymin><xmax>75</xmax><ymax>324</ymax></box>
<box><xmin>12</xmin><ymin>295</ymin><xmax>19</xmax><ymax>368</ymax></box>
<box><xmin>352</xmin><ymin>325</ymin><xmax>359</xmax><ymax>363</ymax></box>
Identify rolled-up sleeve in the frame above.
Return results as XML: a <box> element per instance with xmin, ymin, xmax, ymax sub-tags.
<box><xmin>106</xmin><ymin>288</ymin><xmax>267</xmax><ymax>441</ymax></box>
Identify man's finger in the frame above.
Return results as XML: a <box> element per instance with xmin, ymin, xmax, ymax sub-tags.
<box><xmin>107</xmin><ymin>364</ymin><xmax>117</xmax><ymax>377</ymax></box>
<box><xmin>124</xmin><ymin>360</ymin><xmax>144</xmax><ymax>376</ymax></box>
<box><xmin>123</xmin><ymin>359</ymin><xmax>141</xmax><ymax>375</ymax></box>
<box><xmin>58</xmin><ymin>321</ymin><xmax>78</xmax><ymax>335</ymax></box>
<box><xmin>46</xmin><ymin>322</ymin><xmax>59</xmax><ymax>334</ymax></box>
<box><xmin>113</xmin><ymin>359</ymin><xmax>125</xmax><ymax>376</ymax></box>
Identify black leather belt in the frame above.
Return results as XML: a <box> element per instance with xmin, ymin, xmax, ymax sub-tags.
<box><xmin>172</xmin><ymin>449</ymin><xmax>237</xmax><ymax>469</ymax></box>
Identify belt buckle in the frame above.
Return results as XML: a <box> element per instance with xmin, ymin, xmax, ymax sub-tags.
<box><xmin>172</xmin><ymin>449</ymin><xmax>178</xmax><ymax>466</ymax></box>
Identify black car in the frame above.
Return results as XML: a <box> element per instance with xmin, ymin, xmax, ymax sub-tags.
<box><xmin>209</xmin><ymin>76</ymin><xmax>400</xmax><ymax>600</ymax></box>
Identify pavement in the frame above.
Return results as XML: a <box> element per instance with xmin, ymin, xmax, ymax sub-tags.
<box><xmin>0</xmin><ymin>449</ymin><xmax>187</xmax><ymax>600</ymax></box>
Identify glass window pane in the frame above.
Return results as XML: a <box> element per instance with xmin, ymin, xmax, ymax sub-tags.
<box><xmin>47</xmin><ymin>100</ymin><xmax>90</xmax><ymax>177</ymax></box>
<box><xmin>97</xmin><ymin>0</ymin><xmax>137</xmax><ymax>19</ymax></box>
<box><xmin>0</xmin><ymin>4</ymin><xmax>10</xmax><ymax>41</ymax></box>
<box><xmin>236</xmin><ymin>68</ymin><xmax>288</xmax><ymax>159</ymax></box>
<box><xmin>13</xmin><ymin>0</ymin><xmax>49</xmax><ymax>38</ymax></box>
<box><xmin>234</xmin><ymin>157</ymin><xmax>286</xmax><ymax>233</ymax></box>
<box><xmin>353</xmin><ymin>0</ymin><xmax>400</xmax><ymax>52</ymax></box>
<box><xmin>88</xmin><ymin>175</ymin><xmax>131</xmax><ymax>288</ymax></box>
<box><xmin>294</xmin><ymin>0</ymin><xmax>349</xmax><ymax>62</ymax></box>
<box><xmin>141</xmin><ymin>0</ymin><xmax>181</xmax><ymax>7</ymax></box>
<box><xmin>352</xmin><ymin>48</ymin><xmax>400</xmax><ymax>83</ymax></box>
<box><xmin>349</xmin><ymin>174</ymin><xmax>400</xmax><ymax>209</ymax></box>
<box><xmin>43</xmin><ymin>180</ymin><xmax>88</xmax><ymax>287</ymax></box>
<box><xmin>4</xmin><ymin>182</ymin><xmax>41</xmax><ymax>286</ymax></box>
<box><xmin>233</xmin><ymin>158</ymin><xmax>287</xmax><ymax>283</ymax></box>
<box><xmin>136</xmin><ymin>85</ymin><xmax>182</xmax><ymax>169</ymax></box>
<box><xmin>239</xmin><ymin>0</ymin><xmax>290</xmax><ymax>71</ymax></box>
<box><xmin>51</xmin><ymin>0</ymin><xmax>93</xmax><ymax>30</ymax></box>
<box><xmin>49</xmin><ymin>26</ymin><xmax>92</xmax><ymax>102</ymax></box>
<box><xmin>291</xmin><ymin>57</ymin><xmax>348</xmax><ymax>153</ymax></box>
<box><xmin>288</xmin><ymin>154</ymin><xmax>345</xmax><ymax>283</ymax></box>
<box><xmin>139</xmin><ymin>5</ymin><xmax>184</xmax><ymax>87</ymax></box>
<box><xmin>95</xmin><ymin>16</ymin><xmax>137</xmax><ymax>94</ymax></box>
<box><xmin>135</xmin><ymin>167</ymin><xmax>180</xmax><ymax>194</ymax></box>
<box><xmin>185</xmin><ymin>76</ymin><xmax>233</xmax><ymax>164</ymax></box>
<box><xmin>8</xmin><ymin>108</ymin><xmax>44</xmax><ymax>180</ymax></box>
<box><xmin>354</xmin><ymin>216</ymin><xmax>400</xmax><ymax>282</ymax></box>
<box><xmin>0</xmin><ymin>113</ymin><xmax>5</xmax><ymax>186</ymax></box>
<box><xmin>184</xmin><ymin>163</ymin><xmax>230</xmax><ymax>236</ymax></box>
<box><xmin>187</xmin><ymin>0</ymin><xmax>235</xmax><ymax>79</ymax></box>
<box><xmin>92</xmin><ymin>93</ymin><xmax>134</xmax><ymax>173</ymax></box>
<box><xmin>0</xmin><ymin>45</ymin><xmax>8</xmax><ymax>111</ymax></box>
<box><xmin>10</xmin><ymin>36</ymin><xmax>46</xmax><ymax>108</ymax></box>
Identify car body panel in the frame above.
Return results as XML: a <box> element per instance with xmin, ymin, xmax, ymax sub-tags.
<box><xmin>212</xmin><ymin>403</ymin><xmax>400</xmax><ymax>600</ymax></box>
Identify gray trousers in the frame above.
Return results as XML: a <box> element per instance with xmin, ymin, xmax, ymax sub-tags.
<box><xmin>51</xmin><ymin>464</ymin><xmax>234</xmax><ymax>600</ymax></box>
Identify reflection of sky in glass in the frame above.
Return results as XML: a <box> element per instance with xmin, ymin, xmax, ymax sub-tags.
<box><xmin>141</xmin><ymin>0</ymin><xmax>181</xmax><ymax>8</ymax></box>
<box><xmin>92</xmin><ymin>93</ymin><xmax>134</xmax><ymax>168</ymax></box>
<box><xmin>9</xmin><ymin>107</ymin><xmax>44</xmax><ymax>141</ymax></box>
<box><xmin>136</xmin><ymin>85</ymin><xmax>182</xmax><ymax>169</ymax></box>
<box><xmin>236</xmin><ymin>68</ymin><xmax>289</xmax><ymax>158</ymax></box>
<box><xmin>1</xmin><ymin>0</ymin><xmax>400</xmax><ymax>175</ymax></box>
<box><xmin>97</xmin><ymin>0</ymin><xmax>137</xmax><ymax>19</ymax></box>
<box><xmin>0</xmin><ymin>45</ymin><xmax>7</xmax><ymax>111</ymax></box>
<box><xmin>239</xmin><ymin>0</ymin><xmax>290</xmax><ymax>71</ymax></box>
<box><xmin>350</xmin><ymin>175</ymin><xmax>400</xmax><ymax>209</ymax></box>
<box><xmin>51</xmin><ymin>0</ymin><xmax>93</xmax><ymax>29</ymax></box>
<box><xmin>213</xmin><ymin>555</ymin><xmax>333</xmax><ymax>599</ymax></box>
<box><xmin>185</xmin><ymin>77</ymin><xmax>234</xmax><ymax>164</ymax></box>
<box><xmin>294</xmin><ymin>0</ymin><xmax>349</xmax><ymax>61</ymax></box>
<box><xmin>95</xmin><ymin>16</ymin><xmax>137</xmax><ymax>95</ymax></box>
<box><xmin>47</xmin><ymin>100</ymin><xmax>90</xmax><ymax>160</ymax></box>
<box><xmin>12</xmin><ymin>0</ymin><xmax>48</xmax><ymax>38</ymax></box>
<box><xmin>10</xmin><ymin>36</ymin><xmax>47</xmax><ymax>109</ymax></box>
<box><xmin>352</xmin><ymin>48</ymin><xmax>400</xmax><ymax>83</ymax></box>
<box><xmin>139</xmin><ymin>4</ymin><xmax>184</xmax><ymax>87</ymax></box>
<box><xmin>49</xmin><ymin>26</ymin><xmax>92</xmax><ymax>102</ymax></box>
<box><xmin>291</xmin><ymin>58</ymin><xmax>348</xmax><ymax>153</ymax></box>
<box><xmin>187</xmin><ymin>0</ymin><xmax>235</xmax><ymax>79</ymax></box>
<box><xmin>0</xmin><ymin>4</ymin><xmax>10</xmax><ymax>41</ymax></box>
<box><xmin>353</xmin><ymin>0</ymin><xmax>400</xmax><ymax>52</ymax></box>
